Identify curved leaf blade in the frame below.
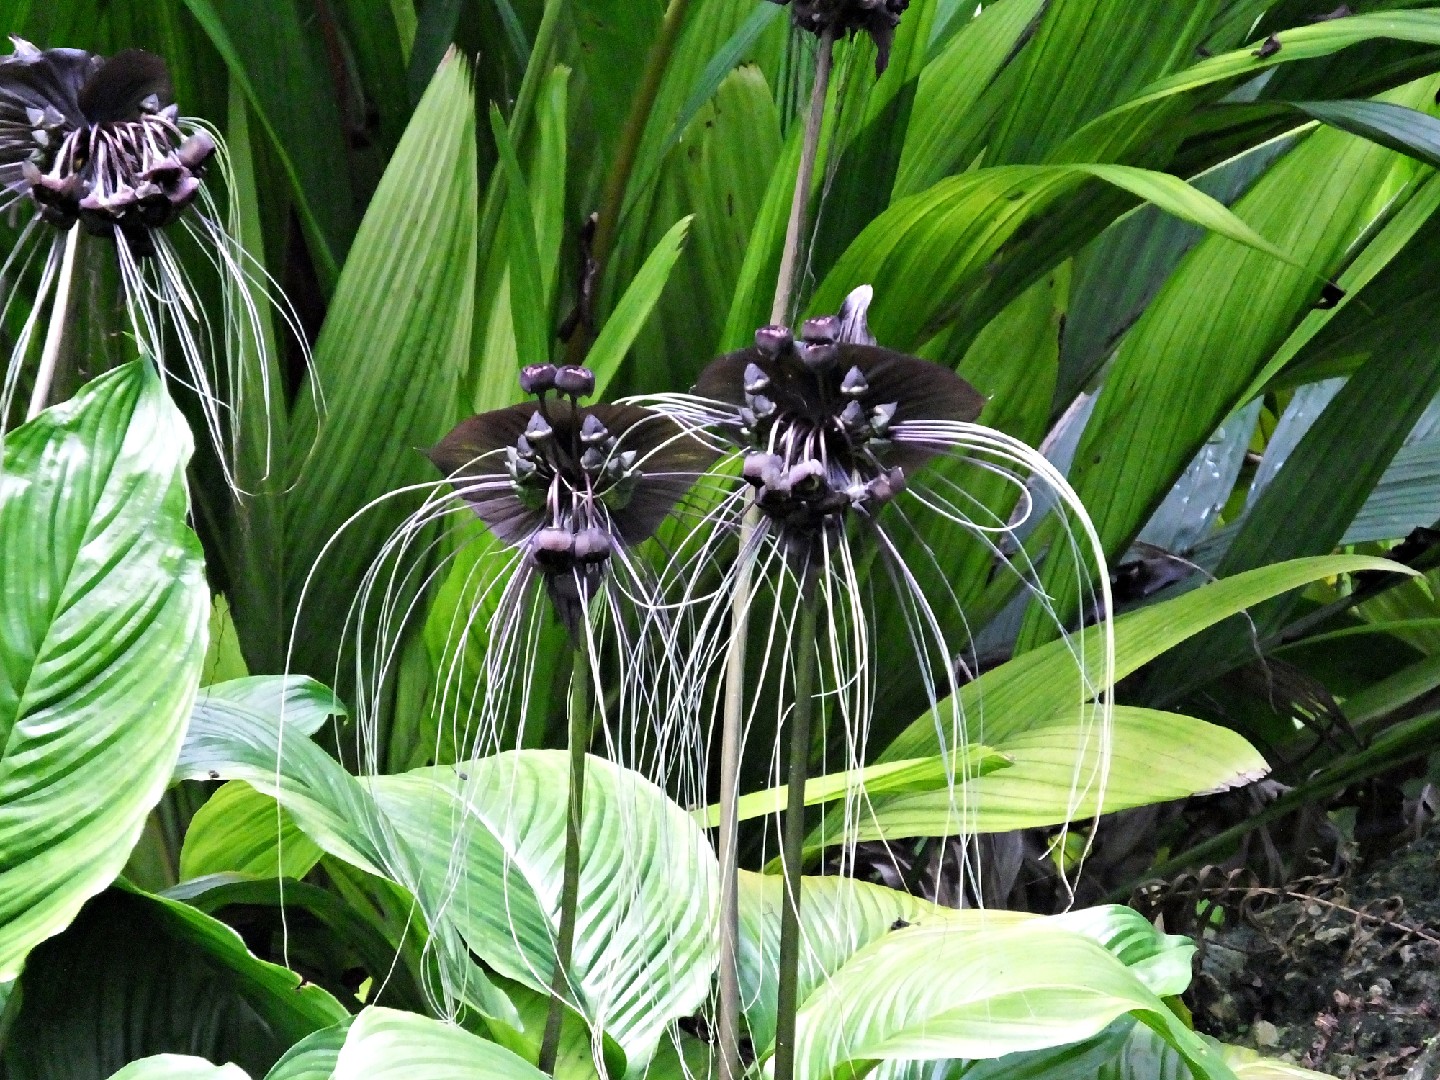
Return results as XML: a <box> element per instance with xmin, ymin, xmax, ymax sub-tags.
<box><xmin>0</xmin><ymin>363</ymin><xmax>208</xmax><ymax>981</ymax></box>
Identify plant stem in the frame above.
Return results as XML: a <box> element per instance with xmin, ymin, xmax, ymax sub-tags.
<box><xmin>773</xmin><ymin>568</ymin><xmax>820</xmax><ymax>1080</ymax></box>
<box><xmin>716</xmin><ymin>28</ymin><xmax>837</xmax><ymax>1078</ymax></box>
<box><xmin>771</xmin><ymin>28</ymin><xmax>834</xmax><ymax>327</ymax></box>
<box><xmin>26</xmin><ymin>224</ymin><xmax>81</xmax><ymax>421</ymax></box>
<box><xmin>716</xmin><ymin>507</ymin><xmax>757</xmax><ymax>1080</ymax></box>
<box><xmin>539</xmin><ymin>645</ymin><xmax>593</xmax><ymax>1075</ymax></box>
<box><xmin>566</xmin><ymin>0</ymin><xmax>692</xmax><ymax>364</ymax></box>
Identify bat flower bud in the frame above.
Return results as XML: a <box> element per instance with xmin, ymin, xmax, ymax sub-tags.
<box><xmin>765</xmin><ymin>0</ymin><xmax>912</xmax><ymax>75</ymax></box>
<box><xmin>0</xmin><ymin>40</ymin><xmax>213</xmax><ymax>255</ymax></box>
<box><xmin>553</xmin><ymin>364</ymin><xmax>596</xmax><ymax>399</ymax></box>
<box><xmin>429</xmin><ymin>372</ymin><xmax>717</xmax><ymax>632</ymax></box>
<box><xmin>692</xmin><ymin>284</ymin><xmax>984</xmax><ymax>555</ymax></box>
<box><xmin>519</xmin><ymin>363</ymin><xmax>558</xmax><ymax>395</ymax></box>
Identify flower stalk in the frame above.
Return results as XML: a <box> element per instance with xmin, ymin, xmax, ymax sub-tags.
<box><xmin>539</xmin><ymin>644</ymin><xmax>595</xmax><ymax>1075</ymax></box>
<box><xmin>25</xmin><ymin>222</ymin><xmax>79</xmax><ymax>420</ymax></box>
<box><xmin>773</xmin><ymin>567</ymin><xmax>820</xmax><ymax>1080</ymax></box>
<box><xmin>716</xmin><ymin>26</ymin><xmax>835</xmax><ymax>1080</ymax></box>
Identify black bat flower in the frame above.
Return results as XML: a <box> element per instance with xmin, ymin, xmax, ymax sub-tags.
<box><xmin>0</xmin><ymin>40</ymin><xmax>213</xmax><ymax>256</ymax></box>
<box><xmin>0</xmin><ymin>38</ymin><xmax>303</xmax><ymax>489</ymax></box>
<box><xmin>429</xmin><ymin>362</ymin><xmax>717</xmax><ymax>632</ymax></box>
<box><xmin>766</xmin><ymin>0</ymin><xmax>912</xmax><ymax>75</ymax></box>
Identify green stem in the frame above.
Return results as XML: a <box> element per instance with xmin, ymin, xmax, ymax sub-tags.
<box><xmin>566</xmin><ymin>0</ymin><xmax>693</xmax><ymax>364</ymax></box>
<box><xmin>773</xmin><ymin>569</ymin><xmax>820</xmax><ymax>1080</ymax></box>
<box><xmin>539</xmin><ymin>645</ymin><xmax>593</xmax><ymax>1075</ymax></box>
<box><xmin>770</xmin><ymin>28</ymin><xmax>835</xmax><ymax>327</ymax></box>
<box><xmin>26</xmin><ymin>224</ymin><xmax>81</xmax><ymax>421</ymax></box>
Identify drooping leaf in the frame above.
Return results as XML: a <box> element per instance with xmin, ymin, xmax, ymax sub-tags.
<box><xmin>2</xmin><ymin>887</ymin><xmax>345</xmax><ymax>1080</ymax></box>
<box><xmin>371</xmin><ymin>751</ymin><xmax>719</xmax><ymax>1070</ymax></box>
<box><xmin>331</xmin><ymin>1007</ymin><xmax>546</xmax><ymax>1080</ymax></box>
<box><xmin>883</xmin><ymin>555</ymin><xmax>1406</xmax><ymax>761</ymax></box>
<box><xmin>0</xmin><ymin>362</ymin><xmax>208</xmax><ymax>981</ymax></box>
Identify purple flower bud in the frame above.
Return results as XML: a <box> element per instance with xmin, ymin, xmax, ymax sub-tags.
<box><xmin>525</xmin><ymin>412</ymin><xmax>554</xmax><ymax>442</ymax></box>
<box><xmin>744</xmin><ymin>363</ymin><xmax>771</xmax><ymax>395</ymax></box>
<box><xmin>554</xmin><ymin>365</ymin><xmax>596</xmax><ymax>398</ymax></box>
<box><xmin>841</xmin><ymin>366</ymin><xmax>869</xmax><ymax>398</ymax></box>
<box><xmin>580</xmin><ymin>414</ymin><xmax>610</xmax><ymax>446</ymax></box>
<box><xmin>519</xmin><ymin>364</ymin><xmax>557</xmax><ymax>395</ymax></box>
<box><xmin>797</xmin><ymin>341</ymin><xmax>838</xmax><ymax>373</ymax></box>
<box><xmin>788</xmin><ymin>459</ymin><xmax>827</xmax><ymax>498</ymax></box>
<box><xmin>755</xmin><ymin>325</ymin><xmax>793</xmax><ymax>359</ymax></box>
<box><xmin>176</xmin><ymin>130</ymin><xmax>216</xmax><ymax>172</ymax></box>
<box><xmin>801</xmin><ymin>315</ymin><xmax>840</xmax><ymax>345</ymax></box>
<box><xmin>573</xmin><ymin>527</ymin><xmax>613</xmax><ymax>564</ymax></box>
<box><xmin>532</xmin><ymin>527</ymin><xmax>576</xmax><ymax>571</ymax></box>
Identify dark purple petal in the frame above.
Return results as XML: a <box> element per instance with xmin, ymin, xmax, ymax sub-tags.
<box><xmin>0</xmin><ymin>41</ymin><xmax>93</xmax><ymax>132</ymax></box>
<box><xmin>584</xmin><ymin>404</ymin><xmax>719</xmax><ymax>544</ymax></box>
<box><xmin>77</xmin><ymin>49</ymin><xmax>172</xmax><ymax>125</ymax></box>
<box><xmin>847</xmin><ymin>346</ymin><xmax>984</xmax><ymax>425</ymax></box>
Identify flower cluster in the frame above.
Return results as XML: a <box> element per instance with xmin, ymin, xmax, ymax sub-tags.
<box><xmin>767</xmin><ymin>0</ymin><xmax>912</xmax><ymax>74</ymax></box>
<box><xmin>1</xmin><ymin>40</ymin><xmax>214</xmax><ymax>257</ymax></box>
<box><xmin>430</xmin><ymin>362</ymin><xmax>716</xmax><ymax>630</ymax></box>
<box><xmin>694</xmin><ymin>290</ymin><xmax>983</xmax><ymax>559</ymax></box>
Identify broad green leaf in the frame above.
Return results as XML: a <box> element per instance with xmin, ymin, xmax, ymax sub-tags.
<box><xmin>843</xmin><ymin>708</ymin><xmax>1265</xmax><ymax>842</ymax></box>
<box><xmin>988</xmin><ymin>0</ymin><xmax>1223</xmax><ymax>165</ymax></box>
<box><xmin>895</xmin><ymin>0</ymin><xmax>1048</xmax><ymax>197</ymax></box>
<box><xmin>2</xmin><ymin>887</ymin><xmax>344</xmax><ymax>1080</ymax></box>
<box><xmin>790</xmin><ymin>921</ymin><xmax>1230</xmax><ymax>1079</ymax></box>
<box><xmin>810</xmin><ymin>162</ymin><xmax>1290</xmax><ymax>351</ymax></box>
<box><xmin>105</xmin><ymin>1058</ymin><xmax>250</xmax><ymax>1080</ymax></box>
<box><xmin>1295</xmin><ymin>98</ymin><xmax>1440</xmax><ymax>169</ymax></box>
<box><xmin>179</xmin><ymin>781</ymin><xmax>323</xmax><ymax>881</ymax></box>
<box><xmin>883</xmin><ymin>556</ymin><xmax>1405</xmax><ymax>762</ymax></box>
<box><xmin>0</xmin><ymin>363</ymin><xmax>208</xmax><ymax>982</ymax></box>
<box><xmin>586</xmin><ymin>215</ymin><xmax>693</xmax><ymax>395</ymax></box>
<box><xmin>1343</xmin><ymin>651</ymin><xmax>1440</xmax><ymax>725</ymax></box>
<box><xmin>1061</xmin><ymin>11</ymin><xmax>1440</xmax><ymax>163</ymax></box>
<box><xmin>174</xmin><ymin>677</ymin><xmax>516</xmax><ymax>1023</ymax></box>
<box><xmin>1223</xmin><ymin>1046</ymin><xmax>1336</xmax><ymax>1079</ymax></box>
<box><xmin>736</xmin><ymin>874</ymin><xmax>1193</xmax><ymax>1058</ymax></box>
<box><xmin>332</xmin><ymin>1007</ymin><xmax>546</xmax><ymax>1080</ymax></box>
<box><xmin>371</xmin><ymin>751</ymin><xmax>719</xmax><ymax>1070</ymax></box>
<box><xmin>572</xmin><ymin>0</ymin><xmax>664</xmax><ymax>164</ymax></box>
<box><xmin>167</xmin><ymin>875</ymin><xmax>429</xmax><ymax>1014</ymax></box>
<box><xmin>285</xmin><ymin>51</ymin><xmax>478</xmax><ymax>688</ymax></box>
<box><xmin>701</xmin><ymin>745</ymin><xmax>1010</xmax><ymax>828</ymax></box>
<box><xmin>263</xmin><ymin>1022</ymin><xmax>350</xmax><ymax>1080</ymax></box>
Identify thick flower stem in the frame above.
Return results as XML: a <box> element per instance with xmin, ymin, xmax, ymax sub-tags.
<box><xmin>716</xmin><ymin>27</ymin><xmax>836</xmax><ymax>1079</ymax></box>
<box><xmin>539</xmin><ymin>645</ymin><xmax>594</xmax><ymax>1075</ymax></box>
<box><xmin>26</xmin><ymin>224</ymin><xmax>81</xmax><ymax>421</ymax></box>
<box><xmin>771</xmin><ymin>27</ymin><xmax>835</xmax><ymax>327</ymax></box>
<box><xmin>773</xmin><ymin>568</ymin><xmax>820</xmax><ymax>1080</ymax></box>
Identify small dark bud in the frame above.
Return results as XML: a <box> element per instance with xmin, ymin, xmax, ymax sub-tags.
<box><xmin>525</xmin><ymin>412</ymin><xmax>554</xmax><ymax>442</ymax></box>
<box><xmin>840</xmin><ymin>366</ymin><xmax>869</xmax><ymax>398</ymax></box>
<box><xmin>505</xmin><ymin>448</ymin><xmax>538</xmax><ymax>483</ymax></box>
<box><xmin>1253</xmin><ymin>34</ymin><xmax>1281</xmax><ymax>59</ymax></box>
<box><xmin>520</xmin><ymin>363</ymin><xmax>557</xmax><ymax>394</ymax></box>
<box><xmin>573</xmin><ymin>527</ymin><xmax>612</xmax><ymax>564</ymax></box>
<box><xmin>743</xmin><ymin>362</ymin><xmax>771</xmax><ymax>395</ymax></box>
<box><xmin>870</xmin><ymin>402</ymin><xmax>898</xmax><ymax>436</ymax></box>
<box><xmin>139</xmin><ymin>92</ymin><xmax>161</xmax><ymax>113</ymax></box>
<box><xmin>176</xmin><ymin>130</ymin><xmax>216</xmax><ymax>172</ymax></box>
<box><xmin>532</xmin><ymin>527</ymin><xmax>575</xmax><ymax>571</ymax></box>
<box><xmin>743</xmin><ymin>452</ymin><xmax>784</xmax><ymax>487</ymax></box>
<box><xmin>747</xmin><ymin>393</ymin><xmax>777</xmax><ymax>420</ymax></box>
<box><xmin>801</xmin><ymin>315</ymin><xmax>841</xmax><ymax>345</ymax></box>
<box><xmin>797</xmin><ymin>341</ymin><xmax>838</xmax><ymax>372</ymax></box>
<box><xmin>580</xmin><ymin>414</ymin><xmax>610</xmax><ymax>446</ymax></box>
<box><xmin>554</xmin><ymin>365</ymin><xmax>596</xmax><ymax>398</ymax></box>
<box><xmin>755</xmin><ymin>325</ymin><xmax>793</xmax><ymax>359</ymax></box>
<box><xmin>839</xmin><ymin>400</ymin><xmax>868</xmax><ymax>434</ymax></box>
<box><xmin>580</xmin><ymin>447</ymin><xmax>607</xmax><ymax>474</ymax></box>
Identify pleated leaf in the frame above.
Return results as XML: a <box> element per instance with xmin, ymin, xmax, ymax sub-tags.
<box><xmin>0</xmin><ymin>363</ymin><xmax>208</xmax><ymax>982</ymax></box>
<box><xmin>284</xmin><ymin>50</ymin><xmax>478</xmax><ymax>686</ymax></box>
<box><xmin>371</xmin><ymin>751</ymin><xmax>719</xmax><ymax>1071</ymax></box>
<box><xmin>332</xmin><ymin>1007</ymin><xmax>546</xmax><ymax>1080</ymax></box>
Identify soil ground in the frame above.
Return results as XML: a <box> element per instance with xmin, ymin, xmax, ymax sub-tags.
<box><xmin>1195</xmin><ymin>827</ymin><xmax>1440</xmax><ymax>1078</ymax></box>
